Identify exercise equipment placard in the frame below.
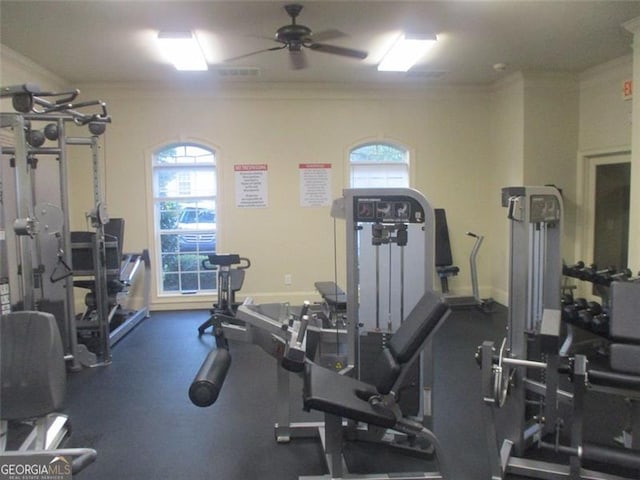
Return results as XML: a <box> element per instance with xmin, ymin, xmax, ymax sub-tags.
<box><xmin>235</xmin><ymin>164</ymin><xmax>268</xmax><ymax>208</ymax></box>
<box><xmin>299</xmin><ymin>163</ymin><xmax>331</xmax><ymax>207</ymax></box>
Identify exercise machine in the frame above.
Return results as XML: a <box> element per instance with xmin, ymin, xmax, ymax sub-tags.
<box><xmin>435</xmin><ymin>208</ymin><xmax>492</xmax><ymax>310</ymax></box>
<box><xmin>479</xmin><ymin>185</ymin><xmax>640</xmax><ymax>479</ymax></box>
<box><xmin>479</xmin><ymin>185</ymin><xmax>565</xmax><ymax>478</ymax></box>
<box><xmin>302</xmin><ymin>290</ymin><xmax>451</xmax><ymax>480</ymax></box>
<box><xmin>189</xmin><ymin>188</ymin><xmax>451</xmax><ymax>479</ymax></box>
<box><xmin>71</xmin><ymin>217</ymin><xmax>151</xmax><ymax>358</ymax></box>
<box><xmin>194</xmin><ymin>295</ymin><xmax>347</xmax><ymax>442</ymax></box>
<box><xmin>0</xmin><ymin>310</ymin><xmax>96</xmax><ymax>474</ymax></box>
<box><xmin>190</xmin><ymin>290</ymin><xmax>451</xmax><ymax>480</ymax></box>
<box><xmin>332</xmin><ymin>188</ymin><xmax>436</xmax><ymax>415</ymax></box>
<box><xmin>1</xmin><ymin>83</ymin><xmax>114</xmax><ymax>369</ymax></box>
<box><xmin>297</xmin><ymin>187</ymin><xmax>449</xmax><ymax>479</ymax></box>
<box><xmin>197</xmin><ymin>253</ymin><xmax>250</xmax><ymax>336</ymax></box>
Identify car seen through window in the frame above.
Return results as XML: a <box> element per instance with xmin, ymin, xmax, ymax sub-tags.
<box><xmin>177</xmin><ymin>207</ymin><xmax>216</xmax><ymax>253</ymax></box>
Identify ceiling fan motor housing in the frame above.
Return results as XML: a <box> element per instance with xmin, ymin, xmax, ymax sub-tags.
<box><xmin>275</xmin><ymin>24</ymin><xmax>312</xmax><ymax>45</ymax></box>
<box><xmin>225</xmin><ymin>2</ymin><xmax>367</xmax><ymax>67</ymax></box>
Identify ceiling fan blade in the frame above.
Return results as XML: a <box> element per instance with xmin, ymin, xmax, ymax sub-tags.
<box><xmin>223</xmin><ymin>45</ymin><xmax>286</xmax><ymax>63</ymax></box>
<box><xmin>308</xmin><ymin>43</ymin><xmax>368</xmax><ymax>59</ymax></box>
<box><xmin>289</xmin><ymin>49</ymin><xmax>308</xmax><ymax>70</ymax></box>
<box><xmin>310</xmin><ymin>29</ymin><xmax>346</xmax><ymax>43</ymax></box>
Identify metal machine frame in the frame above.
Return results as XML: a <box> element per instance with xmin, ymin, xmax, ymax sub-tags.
<box><xmin>1</xmin><ymin>84</ymin><xmax>147</xmax><ymax>368</ymax></box>
<box><xmin>195</xmin><ymin>188</ymin><xmax>442</xmax><ymax>480</ymax></box>
<box><xmin>332</xmin><ymin>187</ymin><xmax>435</xmax><ymax>420</ymax></box>
<box><xmin>291</xmin><ymin>187</ymin><xmax>440</xmax><ymax>479</ymax></box>
<box><xmin>481</xmin><ymin>186</ymin><xmax>565</xmax><ymax>478</ymax></box>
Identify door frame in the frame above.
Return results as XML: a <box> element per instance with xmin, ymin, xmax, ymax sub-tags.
<box><xmin>576</xmin><ymin>146</ymin><xmax>631</xmax><ymax>296</ymax></box>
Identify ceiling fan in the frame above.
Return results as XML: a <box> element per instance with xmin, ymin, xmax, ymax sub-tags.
<box><xmin>225</xmin><ymin>3</ymin><xmax>368</xmax><ymax>70</ymax></box>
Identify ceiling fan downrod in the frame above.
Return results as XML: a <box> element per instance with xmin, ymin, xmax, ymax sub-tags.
<box><xmin>284</xmin><ymin>4</ymin><xmax>304</xmax><ymax>23</ymax></box>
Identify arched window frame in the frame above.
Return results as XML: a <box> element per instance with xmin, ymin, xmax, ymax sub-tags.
<box><xmin>150</xmin><ymin>143</ymin><xmax>218</xmax><ymax>296</ymax></box>
<box><xmin>349</xmin><ymin>141</ymin><xmax>411</xmax><ymax>188</ymax></box>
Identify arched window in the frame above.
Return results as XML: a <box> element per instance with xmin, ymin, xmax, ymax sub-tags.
<box><xmin>152</xmin><ymin>144</ymin><xmax>217</xmax><ymax>294</ymax></box>
<box><xmin>349</xmin><ymin>142</ymin><xmax>409</xmax><ymax>188</ymax></box>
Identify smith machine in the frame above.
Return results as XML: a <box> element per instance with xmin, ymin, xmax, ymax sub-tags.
<box><xmin>0</xmin><ymin>84</ymin><xmax>150</xmax><ymax>368</ymax></box>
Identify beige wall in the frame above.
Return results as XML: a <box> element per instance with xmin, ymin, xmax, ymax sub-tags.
<box><xmin>486</xmin><ymin>74</ymin><xmax>525</xmax><ymax>304</ymax></box>
<box><xmin>522</xmin><ymin>74</ymin><xmax>579</xmax><ymax>259</ymax></box>
<box><xmin>0</xmin><ymin>45</ymin><xmax>68</xmax><ymax>102</ymax></box>
<box><xmin>579</xmin><ymin>56</ymin><xmax>634</xmax><ymax>153</ymax></box>
<box><xmin>483</xmin><ymin>73</ymin><xmax>580</xmax><ymax>305</ymax></box>
<box><xmin>72</xmin><ymin>83</ymin><xmax>493</xmax><ymax>308</ymax></box>
<box><xmin>0</xmin><ymin>46</ymin><xmax>71</xmax><ymax>307</ymax></box>
<box><xmin>2</xmin><ymin>42</ymin><xmax>636</xmax><ymax>311</ymax></box>
<box><xmin>577</xmin><ymin>55</ymin><xmax>634</xmax><ymax>271</ymax></box>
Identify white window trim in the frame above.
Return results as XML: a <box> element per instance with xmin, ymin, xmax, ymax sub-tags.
<box><xmin>347</xmin><ymin>139</ymin><xmax>413</xmax><ymax>188</ymax></box>
<box><xmin>145</xmin><ymin>140</ymin><xmax>221</xmax><ymax>307</ymax></box>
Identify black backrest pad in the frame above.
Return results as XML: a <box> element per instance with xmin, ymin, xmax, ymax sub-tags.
<box><xmin>389</xmin><ymin>290</ymin><xmax>450</xmax><ymax>364</ymax></box>
<box><xmin>434</xmin><ymin>208</ymin><xmax>453</xmax><ymax>267</ymax></box>
<box><xmin>373</xmin><ymin>347</ymin><xmax>401</xmax><ymax>394</ymax></box>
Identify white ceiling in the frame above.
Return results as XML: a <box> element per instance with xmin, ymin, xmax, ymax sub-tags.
<box><xmin>1</xmin><ymin>0</ymin><xmax>640</xmax><ymax>87</ymax></box>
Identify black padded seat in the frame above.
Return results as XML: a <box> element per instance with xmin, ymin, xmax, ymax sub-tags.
<box><xmin>303</xmin><ymin>364</ymin><xmax>395</xmax><ymax>428</ymax></box>
<box><xmin>303</xmin><ymin>290</ymin><xmax>450</xmax><ymax>429</ymax></box>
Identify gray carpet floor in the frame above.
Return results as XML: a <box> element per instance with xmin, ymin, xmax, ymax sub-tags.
<box><xmin>62</xmin><ymin>305</ymin><xmax>635</xmax><ymax>479</ymax></box>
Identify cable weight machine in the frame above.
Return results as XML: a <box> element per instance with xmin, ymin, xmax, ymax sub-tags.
<box><xmin>478</xmin><ymin>186</ymin><xmax>564</xmax><ymax>478</ymax></box>
<box><xmin>479</xmin><ymin>186</ymin><xmax>640</xmax><ymax>479</ymax></box>
<box><xmin>0</xmin><ymin>83</ymin><xmax>124</xmax><ymax>368</ymax></box>
<box><xmin>332</xmin><ymin>187</ymin><xmax>436</xmax><ymax>420</ymax></box>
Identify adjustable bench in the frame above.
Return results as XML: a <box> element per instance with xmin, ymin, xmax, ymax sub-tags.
<box><xmin>302</xmin><ymin>290</ymin><xmax>451</xmax><ymax>479</ymax></box>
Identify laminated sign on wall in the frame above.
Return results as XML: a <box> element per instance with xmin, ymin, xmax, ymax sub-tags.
<box><xmin>299</xmin><ymin>163</ymin><xmax>331</xmax><ymax>207</ymax></box>
<box><xmin>235</xmin><ymin>164</ymin><xmax>268</xmax><ymax>208</ymax></box>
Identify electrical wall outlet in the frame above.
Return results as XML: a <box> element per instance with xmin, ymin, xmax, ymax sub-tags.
<box><xmin>284</xmin><ymin>274</ymin><xmax>292</xmax><ymax>286</ymax></box>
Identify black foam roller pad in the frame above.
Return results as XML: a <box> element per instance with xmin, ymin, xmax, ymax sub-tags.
<box><xmin>189</xmin><ymin>348</ymin><xmax>231</xmax><ymax>407</ymax></box>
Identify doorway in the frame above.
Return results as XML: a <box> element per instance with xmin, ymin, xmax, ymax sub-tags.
<box><xmin>582</xmin><ymin>151</ymin><xmax>631</xmax><ymax>278</ymax></box>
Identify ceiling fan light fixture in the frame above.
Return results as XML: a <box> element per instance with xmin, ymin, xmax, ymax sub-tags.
<box><xmin>157</xmin><ymin>31</ymin><xmax>208</xmax><ymax>71</ymax></box>
<box><xmin>377</xmin><ymin>33</ymin><xmax>437</xmax><ymax>72</ymax></box>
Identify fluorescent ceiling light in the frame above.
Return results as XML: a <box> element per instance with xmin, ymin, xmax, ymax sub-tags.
<box><xmin>157</xmin><ymin>31</ymin><xmax>208</xmax><ymax>71</ymax></box>
<box><xmin>377</xmin><ymin>33</ymin><xmax>437</xmax><ymax>72</ymax></box>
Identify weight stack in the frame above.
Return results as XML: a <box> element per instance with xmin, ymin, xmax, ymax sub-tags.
<box><xmin>0</xmin><ymin>278</ymin><xmax>10</xmax><ymax>314</ymax></box>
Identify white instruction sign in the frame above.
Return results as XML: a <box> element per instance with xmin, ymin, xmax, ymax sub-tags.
<box><xmin>299</xmin><ymin>163</ymin><xmax>331</xmax><ymax>207</ymax></box>
<box><xmin>235</xmin><ymin>164</ymin><xmax>268</xmax><ymax>208</ymax></box>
